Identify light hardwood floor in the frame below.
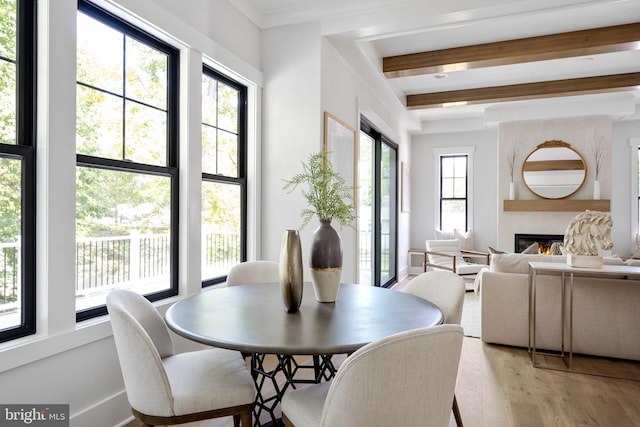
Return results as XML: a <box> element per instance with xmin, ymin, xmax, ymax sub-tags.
<box><xmin>125</xmin><ymin>340</ymin><xmax>640</xmax><ymax>427</ymax></box>
<box><xmin>125</xmin><ymin>279</ymin><xmax>640</xmax><ymax>427</ymax></box>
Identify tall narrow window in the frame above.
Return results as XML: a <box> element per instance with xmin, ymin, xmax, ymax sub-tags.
<box><xmin>75</xmin><ymin>1</ymin><xmax>179</xmax><ymax>320</ymax></box>
<box><xmin>0</xmin><ymin>0</ymin><xmax>36</xmax><ymax>343</ymax></box>
<box><xmin>201</xmin><ymin>66</ymin><xmax>246</xmax><ymax>286</ymax></box>
<box><xmin>439</xmin><ymin>155</ymin><xmax>468</xmax><ymax>231</ymax></box>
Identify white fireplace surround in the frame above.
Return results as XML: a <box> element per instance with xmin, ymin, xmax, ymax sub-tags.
<box><xmin>496</xmin><ymin>116</ymin><xmax>612</xmax><ymax>251</ymax></box>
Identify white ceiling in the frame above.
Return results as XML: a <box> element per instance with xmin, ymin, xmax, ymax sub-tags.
<box><xmin>228</xmin><ymin>0</ymin><xmax>640</xmax><ymax>129</ymax></box>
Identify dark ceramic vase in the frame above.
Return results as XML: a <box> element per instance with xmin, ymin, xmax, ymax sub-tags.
<box><xmin>279</xmin><ymin>230</ymin><xmax>304</xmax><ymax>313</ymax></box>
<box><xmin>309</xmin><ymin>219</ymin><xmax>342</xmax><ymax>302</ymax></box>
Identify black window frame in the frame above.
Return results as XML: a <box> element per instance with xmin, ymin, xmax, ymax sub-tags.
<box><xmin>359</xmin><ymin>116</ymin><xmax>398</xmax><ymax>288</ymax></box>
<box><xmin>439</xmin><ymin>154</ymin><xmax>469</xmax><ymax>232</ymax></box>
<box><xmin>0</xmin><ymin>0</ymin><xmax>37</xmax><ymax>343</ymax></box>
<box><xmin>76</xmin><ymin>0</ymin><xmax>179</xmax><ymax>321</ymax></box>
<box><xmin>201</xmin><ymin>66</ymin><xmax>247</xmax><ymax>287</ymax></box>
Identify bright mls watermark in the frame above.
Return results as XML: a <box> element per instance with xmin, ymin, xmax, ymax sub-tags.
<box><xmin>0</xmin><ymin>405</ymin><xmax>69</xmax><ymax>426</ymax></box>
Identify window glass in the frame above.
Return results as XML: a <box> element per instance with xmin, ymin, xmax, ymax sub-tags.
<box><xmin>125</xmin><ymin>36</ymin><xmax>167</xmax><ymax>109</ymax></box>
<box><xmin>77</xmin><ymin>11</ymin><xmax>168</xmax><ymax>167</ymax></box>
<box><xmin>76</xmin><ymin>1</ymin><xmax>178</xmax><ymax>319</ymax></box>
<box><xmin>76</xmin><ymin>86</ymin><xmax>123</xmax><ymax>158</ymax></box>
<box><xmin>76</xmin><ymin>13</ymin><xmax>123</xmax><ymax>95</ymax></box>
<box><xmin>0</xmin><ymin>0</ymin><xmax>17</xmax><ymax>145</ymax></box>
<box><xmin>76</xmin><ymin>168</ymin><xmax>172</xmax><ymax>312</ymax></box>
<box><xmin>0</xmin><ymin>0</ymin><xmax>36</xmax><ymax>342</ymax></box>
<box><xmin>0</xmin><ymin>157</ymin><xmax>21</xmax><ymax>331</ymax></box>
<box><xmin>201</xmin><ymin>68</ymin><xmax>246</xmax><ymax>285</ymax></box>
<box><xmin>202</xmin><ymin>76</ymin><xmax>239</xmax><ymax>177</ymax></box>
<box><xmin>201</xmin><ymin>181</ymin><xmax>241</xmax><ymax>279</ymax></box>
<box><xmin>440</xmin><ymin>155</ymin><xmax>467</xmax><ymax>231</ymax></box>
<box><xmin>0</xmin><ymin>61</ymin><xmax>16</xmax><ymax>145</ymax></box>
<box><xmin>124</xmin><ymin>100</ymin><xmax>167</xmax><ymax>164</ymax></box>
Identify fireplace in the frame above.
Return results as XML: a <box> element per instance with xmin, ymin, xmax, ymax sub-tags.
<box><xmin>514</xmin><ymin>233</ymin><xmax>564</xmax><ymax>254</ymax></box>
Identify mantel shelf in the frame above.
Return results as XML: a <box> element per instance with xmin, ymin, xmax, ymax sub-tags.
<box><xmin>503</xmin><ymin>199</ymin><xmax>610</xmax><ymax>212</ymax></box>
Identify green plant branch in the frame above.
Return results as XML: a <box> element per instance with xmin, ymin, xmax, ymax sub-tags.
<box><xmin>283</xmin><ymin>151</ymin><xmax>356</xmax><ymax>229</ymax></box>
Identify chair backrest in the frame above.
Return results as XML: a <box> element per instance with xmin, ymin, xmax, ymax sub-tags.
<box><xmin>226</xmin><ymin>260</ymin><xmax>279</xmax><ymax>286</ymax></box>
<box><xmin>402</xmin><ymin>271</ymin><xmax>465</xmax><ymax>324</ymax></box>
<box><xmin>320</xmin><ymin>325</ymin><xmax>463</xmax><ymax>427</ymax></box>
<box><xmin>106</xmin><ymin>289</ymin><xmax>176</xmax><ymax>417</ymax></box>
<box><xmin>426</xmin><ymin>239</ymin><xmax>463</xmax><ymax>266</ymax></box>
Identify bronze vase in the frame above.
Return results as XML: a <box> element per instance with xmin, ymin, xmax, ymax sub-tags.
<box><xmin>279</xmin><ymin>229</ymin><xmax>304</xmax><ymax>313</ymax></box>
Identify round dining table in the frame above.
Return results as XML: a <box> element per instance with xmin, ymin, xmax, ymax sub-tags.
<box><xmin>165</xmin><ymin>282</ymin><xmax>443</xmax><ymax>426</ymax></box>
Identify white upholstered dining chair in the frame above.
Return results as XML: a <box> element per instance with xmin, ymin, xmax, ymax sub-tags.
<box><xmin>106</xmin><ymin>289</ymin><xmax>256</xmax><ymax>427</ymax></box>
<box><xmin>226</xmin><ymin>260</ymin><xmax>279</xmax><ymax>286</ymax></box>
<box><xmin>403</xmin><ymin>270</ymin><xmax>465</xmax><ymax>324</ymax></box>
<box><xmin>402</xmin><ymin>270</ymin><xmax>466</xmax><ymax>427</ymax></box>
<box><xmin>281</xmin><ymin>324</ymin><xmax>464</xmax><ymax>427</ymax></box>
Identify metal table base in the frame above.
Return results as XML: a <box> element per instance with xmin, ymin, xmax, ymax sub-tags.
<box><xmin>251</xmin><ymin>353</ymin><xmax>338</xmax><ymax>427</ymax></box>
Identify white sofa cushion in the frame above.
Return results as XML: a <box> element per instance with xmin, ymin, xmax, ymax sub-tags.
<box><xmin>490</xmin><ymin>254</ymin><xmax>566</xmax><ymax>274</ymax></box>
<box><xmin>434</xmin><ymin>228</ymin><xmax>475</xmax><ymax>251</ymax></box>
<box><xmin>426</xmin><ymin>239</ymin><xmax>464</xmax><ymax>266</ymax></box>
<box><xmin>489</xmin><ymin>253</ymin><xmax>625</xmax><ymax>275</ymax></box>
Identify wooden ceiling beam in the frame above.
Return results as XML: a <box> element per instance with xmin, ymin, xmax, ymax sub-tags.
<box><xmin>384</xmin><ymin>23</ymin><xmax>640</xmax><ymax>78</ymax></box>
<box><xmin>406</xmin><ymin>72</ymin><xmax>640</xmax><ymax>109</ymax></box>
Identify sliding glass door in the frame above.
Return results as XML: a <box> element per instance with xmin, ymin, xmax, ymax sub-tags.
<box><xmin>358</xmin><ymin>118</ymin><xmax>397</xmax><ymax>287</ymax></box>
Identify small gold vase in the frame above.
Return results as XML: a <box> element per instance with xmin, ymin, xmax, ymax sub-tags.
<box><xmin>279</xmin><ymin>230</ymin><xmax>303</xmax><ymax>313</ymax></box>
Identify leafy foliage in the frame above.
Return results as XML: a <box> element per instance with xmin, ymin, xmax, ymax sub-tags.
<box><xmin>283</xmin><ymin>151</ymin><xmax>355</xmax><ymax>229</ymax></box>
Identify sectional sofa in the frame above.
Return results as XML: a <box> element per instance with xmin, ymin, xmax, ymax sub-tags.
<box><xmin>476</xmin><ymin>253</ymin><xmax>640</xmax><ymax>361</ymax></box>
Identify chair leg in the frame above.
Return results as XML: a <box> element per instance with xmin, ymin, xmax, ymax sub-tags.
<box><xmin>240</xmin><ymin>411</ymin><xmax>251</xmax><ymax>427</ymax></box>
<box><xmin>452</xmin><ymin>393</ymin><xmax>463</xmax><ymax>427</ymax></box>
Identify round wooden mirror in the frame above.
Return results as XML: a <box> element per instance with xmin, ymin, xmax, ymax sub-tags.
<box><xmin>522</xmin><ymin>140</ymin><xmax>587</xmax><ymax>199</ymax></box>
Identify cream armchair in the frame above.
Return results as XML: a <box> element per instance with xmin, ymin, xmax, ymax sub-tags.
<box><xmin>425</xmin><ymin>239</ymin><xmax>489</xmax><ymax>276</ymax></box>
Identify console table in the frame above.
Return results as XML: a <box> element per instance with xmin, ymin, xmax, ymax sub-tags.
<box><xmin>528</xmin><ymin>261</ymin><xmax>640</xmax><ymax>379</ymax></box>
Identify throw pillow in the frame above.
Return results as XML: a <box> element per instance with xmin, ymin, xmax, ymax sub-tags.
<box><xmin>521</xmin><ymin>242</ymin><xmax>539</xmax><ymax>254</ymax></box>
<box><xmin>454</xmin><ymin>228</ymin><xmax>475</xmax><ymax>251</ymax></box>
<box><xmin>434</xmin><ymin>229</ymin><xmax>455</xmax><ymax>240</ymax></box>
<box><xmin>488</xmin><ymin>246</ymin><xmax>508</xmax><ymax>254</ymax></box>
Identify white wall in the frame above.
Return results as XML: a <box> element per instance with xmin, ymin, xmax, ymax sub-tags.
<box><xmin>410</xmin><ymin>117</ymin><xmax>640</xmax><ymax>257</ymax></box>
<box><xmin>150</xmin><ymin>0</ymin><xmax>261</xmax><ymax>70</ymax></box>
<box><xmin>320</xmin><ymin>38</ymin><xmax>414</xmax><ymax>281</ymax></box>
<box><xmin>260</xmin><ymin>23</ymin><xmax>323</xmax><ymax>269</ymax></box>
<box><xmin>0</xmin><ymin>1</ymin><xmax>262</xmax><ymax>426</ymax></box>
<box><xmin>410</xmin><ymin>130</ymin><xmax>498</xmax><ymax>254</ymax></box>
<box><xmin>497</xmin><ymin>116</ymin><xmax>613</xmax><ymax>250</ymax></box>
<box><xmin>260</xmin><ymin>29</ymin><xmax>416</xmax><ymax>282</ymax></box>
<box><xmin>612</xmin><ymin>120</ymin><xmax>640</xmax><ymax>255</ymax></box>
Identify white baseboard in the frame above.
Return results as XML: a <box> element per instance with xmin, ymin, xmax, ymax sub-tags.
<box><xmin>70</xmin><ymin>389</ymin><xmax>131</xmax><ymax>427</ymax></box>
